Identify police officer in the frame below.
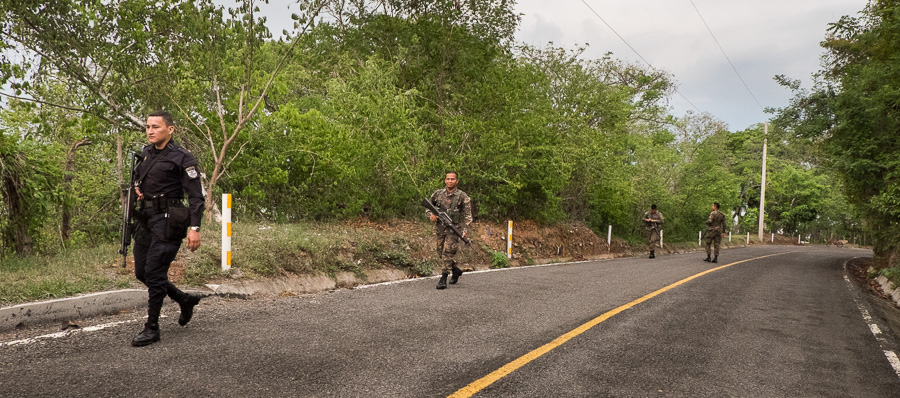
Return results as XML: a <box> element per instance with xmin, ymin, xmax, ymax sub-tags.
<box><xmin>703</xmin><ymin>202</ymin><xmax>727</xmax><ymax>263</ymax></box>
<box><xmin>130</xmin><ymin>110</ymin><xmax>205</xmax><ymax>347</ymax></box>
<box><xmin>426</xmin><ymin>171</ymin><xmax>473</xmax><ymax>289</ymax></box>
<box><xmin>643</xmin><ymin>204</ymin><xmax>664</xmax><ymax>258</ymax></box>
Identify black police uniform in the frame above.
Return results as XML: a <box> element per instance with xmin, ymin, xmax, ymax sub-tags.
<box><xmin>132</xmin><ymin>140</ymin><xmax>204</xmax><ymax>345</ymax></box>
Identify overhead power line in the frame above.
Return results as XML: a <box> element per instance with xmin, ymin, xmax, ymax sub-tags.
<box><xmin>689</xmin><ymin>0</ymin><xmax>764</xmax><ymax>110</ymax></box>
<box><xmin>578</xmin><ymin>0</ymin><xmax>704</xmax><ymax>115</ymax></box>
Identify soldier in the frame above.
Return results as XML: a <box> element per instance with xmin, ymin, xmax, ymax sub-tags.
<box><xmin>643</xmin><ymin>204</ymin><xmax>664</xmax><ymax>258</ymax></box>
<box><xmin>130</xmin><ymin>110</ymin><xmax>205</xmax><ymax>346</ymax></box>
<box><xmin>426</xmin><ymin>171</ymin><xmax>473</xmax><ymax>290</ymax></box>
<box><xmin>703</xmin><ymin>202</ymin><xmax>727</xmax><ymax>263</ymax></box>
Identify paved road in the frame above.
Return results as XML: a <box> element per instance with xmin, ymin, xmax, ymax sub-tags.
<box><xmin>2</xmin><ymin>246</ymin><xmax>899</xmax><ymax>397</ymax></box>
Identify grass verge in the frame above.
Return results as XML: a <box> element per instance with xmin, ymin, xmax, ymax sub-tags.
<box><xmin>0</xmin><ymin>244</ymin><xmax>134</xmax><ymax>306</ymax></box>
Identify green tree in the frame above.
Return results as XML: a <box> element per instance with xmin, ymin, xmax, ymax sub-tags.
<box><xmin>772</xmin><ymin>1</ymin><xmax>900</xmax><ymax>259</ymax></box>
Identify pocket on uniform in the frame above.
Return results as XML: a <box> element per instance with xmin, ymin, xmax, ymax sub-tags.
<box><xmin>150</xmin><ymin>161</ymin><xmax>176</xmax><ymax>181</ymax></box>
<box><xmin>164</xmin><ymin>206</ymin><xmax>190</xmax><ymax>240</ymax></box>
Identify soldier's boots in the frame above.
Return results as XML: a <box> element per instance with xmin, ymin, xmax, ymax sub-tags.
<box><xmin>703</xmin><ymin>255</ymin><xmax>711</xmax><ymax>262</ymax></box>
<box><xmin>450</xmin><ymin>265</ymin><xmax>463</xmax><ymax>284</ymax></box>
<box><xmin>436</xmin><ymin>273</ymin><xmax>449</xmax><ymax>290</ymax></box>
<box><xmin>131</xmin><ymin>323</ymin><xmax>160</xmax><ymax>347</ymax></box>
<box><xmin>712</xmin><ymin>255</ymin><xmax>718</xmax><ymax>263</ymax></box>
<box><xmin>649</xmin><ymin>250</ymin><xmax>655</xmax><ymax>259</ymax></box>
<box><xmin>178</xmin><ymin>293</ymin><xmax>202</xmax><ymax>326</ymax></box>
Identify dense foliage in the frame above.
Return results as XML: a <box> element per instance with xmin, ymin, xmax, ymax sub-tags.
<box><xmin>0</xmin><ymin>0</ymin><xmax>859</xmax><ymax>257</ymax></box>
<box><xmin>772</xmin><ymin>0</ymin><xmax>900</xmax><ymax>265</ymax></box>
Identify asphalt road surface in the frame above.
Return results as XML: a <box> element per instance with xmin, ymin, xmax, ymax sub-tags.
<box><xmin>2</xmin><ymin>246</ymin><xmax>899</xmax><ymax>397</ymax></box>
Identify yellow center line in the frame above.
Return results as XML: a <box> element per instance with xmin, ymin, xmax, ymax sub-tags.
<box><xmin>448</xmin><ymin>252</ymin><xmax>794</xmax><ymax>398</ymax></box>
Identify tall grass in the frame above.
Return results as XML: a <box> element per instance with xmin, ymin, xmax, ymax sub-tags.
<box><xmin>0</xmin><ymin>244</ymin><xmax>134</xmax><ymax>305</ymax></box>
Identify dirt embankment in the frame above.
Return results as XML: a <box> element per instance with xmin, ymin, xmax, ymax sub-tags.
<box><xmin>162</xmin><ymin>219</ymin><xmax>795</xmax><ymax>289</ymax></box>
<box><xmin>470</xmin><ymin>221</ymin><xmax>624</xmax><ymax>264</ymax></box>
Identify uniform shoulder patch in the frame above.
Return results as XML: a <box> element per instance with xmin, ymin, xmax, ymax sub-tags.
<box><xmin>186</xmin><ymin>166</ymin><xmax>199</xmax><ymax>179</ymax></box>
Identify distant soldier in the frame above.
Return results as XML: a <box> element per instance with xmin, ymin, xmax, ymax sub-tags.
<box><xmin>643</xmin><ymin>204</ymin><xmax>664</xmax><ymax>258</ymax></box>
<box><xmin>704</xmin><ymin>202</ymin><xmax>727</xmax><ymax>263</ymax></box>
<box><xmin>426</xmin><ymin>171</ymin><xmax>473</xmax><ymax>290</ymax></box>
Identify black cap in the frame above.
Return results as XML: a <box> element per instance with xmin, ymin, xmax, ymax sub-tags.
<box><xmin>651</xmin><ymin>204</ymin><xmax>657</xmax><ymax>210</ymax></box>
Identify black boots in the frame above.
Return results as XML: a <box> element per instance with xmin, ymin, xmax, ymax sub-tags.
<box><xmin>437</xmin><ymin>266</ymin><xmax>462</xmax><ymax>289</ymax></box>
<box><xmin>649</xmin><ymin>250</ymin><xmax>655</xmax><ymax>259</ymax></box>
<box><xmin>703</xmin><ymin>255</ymin><xmax>711</xmax><ymax>262</ymax></box>
<box><xmin>712</xmin><ymin>255</ymin><xmax>718</xmax><ymax>263</ymax></box>
<box><xmin>450</xmin><ymin>265</ymin><xmax>463</xmax><ymax>284</ymax></box>
<box><xmin>131</xmin><ymin>323</ymin><xmax>160</xmax><ymax>347</ymax></box>
<box><xmin>178</xmin><ymin>293</ymin><xmax>202</xmax><ymax>326</ymax></box>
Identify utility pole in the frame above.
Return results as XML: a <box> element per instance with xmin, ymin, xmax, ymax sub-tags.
<box><xmin>758</xmin><ymin>121</ymin><xmax>768</xmax><ymax>242</ymax></box>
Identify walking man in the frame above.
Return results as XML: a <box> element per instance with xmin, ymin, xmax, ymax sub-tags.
<box><xmin>426</xmin><ymin>171</ymin><xmax>473</xmax><ymax>289</ymax></box>
<box><xmin>704</xmin><ymin>202</ymin><xmax>727</xmax><ymax>263</ymax></box>
<box><xmin>643</xmin><ymin>204</ymin><xmax>664</xmax><ymax>258</ymax></box>
<box><xmin>130</xmin><ymin>110</ymin><xmax>205</xmax><ymax>346</ymax></box>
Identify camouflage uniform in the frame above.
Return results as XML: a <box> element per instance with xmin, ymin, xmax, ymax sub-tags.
<box><xmin>705</xmin><ymin>209</ymin><xmax>727</xmax><ymax>257</ymax></box>
<box><xmin>426</xmin><ymin>188</ymin><xmax>473</xmax><ymax>273</ymax></box>
<box><xmin>643</xmin><ymin>210</ymin><xmax>665</xmax><ymax>251</ymax></box>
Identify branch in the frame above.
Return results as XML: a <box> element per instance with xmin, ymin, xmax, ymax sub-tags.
<box><xmin>0</xmin><ymin>91</ymin><xmax>121</xmax><ymax>127</ymax></box>
<box><xmin>236</xmin><ymin>0</ymin><xmax>325</xmax><ymax>135</ymax></box>
<box><xmin>109</xmin><ymin>73</ymin><xmax>170</xmax><ymax>97</ymax></box>
<box><xmin>167</xmin><ymin>94</ymin><xmax>220</xmax><ymax>164</ymax></box>
<box><xmin>222</xmin><ymin>138</ymin><xmax>251</xmax><ymax>173</ymax></box>
<box><xmin>238</xmin><ymin>85</ymin><xmax>245</xmax><ymax>122</ymax></box>
<box><xmin>17</xmin><ymin>15</ymin><xmax>145</xmax><ymax>130</ymax></box>
<box><xmin>212</xmin><ymin>74</ymin><xmax>228</xmax><ymax>141</ymax></box>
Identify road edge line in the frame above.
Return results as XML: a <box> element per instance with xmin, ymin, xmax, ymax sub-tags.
<box><xmin>842</xmin><ymin>258</ymin><xmax>900</xmax><ymax>379</ymax></box>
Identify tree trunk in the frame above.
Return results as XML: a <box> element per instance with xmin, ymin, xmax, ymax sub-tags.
<box><xmin>2</xmin><ymin>171</ymin><xmax>33</xmax><ymax>255</ymax></box>
<box><xmin>62</xmin><ymin>139</ymin><xmax>92</xmax><ymax>243</ymax></box>
<box><xmin>116</xmin><ymin>132</ymin><xmax>124</xmax><ymax>206</ymax></box>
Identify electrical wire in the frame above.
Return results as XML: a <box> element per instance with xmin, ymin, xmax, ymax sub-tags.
<box><xmin>689</xmin><ymin>0</ymin><xmax>764</xmax><ymax>110</ymax></box>
<box><xmin>578</xmin><ymin>0</ymin><xmax>704</xmax><ymax>114</ymax></box>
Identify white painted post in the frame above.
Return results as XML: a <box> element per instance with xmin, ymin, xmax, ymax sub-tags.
<box><xmin>798</xmin><ymin>234</ymin><xmax>801</xmax><ymax>244</ymax></box>
<box><xmin>771</xmin><ymin>233</ymin><xmax>774</xmax><ymax>243</ymax></box>
<box><xmin>746</xmin><ymin>232</ymin><xmax>749</xmax><ymax>244</ymax></box>
<box><xmin>660</xmin><ymin>230</ymin><xmax>664</xmax><ymax>249</ymax></box>
<box><xmin>222</xmin><ymin>194</ymin><xmax>232</xmax><ymax>271</ymax></box>
<box><xmin>507</xmin><ymin>220</ymin><xmax>513</xmax><ymax>259</ymax></box>
<box><xmin>729</xmin><ymin>232</ymin><xmax>732</xmax><ymax>242</ymax></box>
<box><xmin>607</xmin><ymin>225</ymin><xmax>612</xmax><ymax>248</ymax></box>
<box><xmin>698</xmin><ymin>231</ymin><xmax>702</xmax><ymax>246</ymax></box>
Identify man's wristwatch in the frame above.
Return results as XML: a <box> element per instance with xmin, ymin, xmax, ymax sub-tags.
<box><xmin>190</xmin><ymin>226</ymin><xmax>200</xmax><ymax>232</ymax></box>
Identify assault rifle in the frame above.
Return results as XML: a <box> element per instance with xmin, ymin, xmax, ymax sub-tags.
<box><xmin>421</xmin><ymin>198</ymin><xmax>470</xmax><ymax>246</ymax></box>
<box><xmin>118</xmin><ymin>152</ymin><xmax>140</xmax><ymax>268</ymax></box>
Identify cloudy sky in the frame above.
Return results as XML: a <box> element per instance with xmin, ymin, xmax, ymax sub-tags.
<box><xmin>514</xmin><ymin>0</ymin><xmax>868</xmax><ymax>130</ymax></box>
<box><xmin>254</xmin><ymin>0</ymin><xmax>869</xmax><ymax>131</ymax></box>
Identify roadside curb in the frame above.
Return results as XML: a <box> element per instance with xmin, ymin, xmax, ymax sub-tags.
<box><xmin>1</xmin><ymin>289</ymin><xmax>147</xmax><ymax>333</ymax></box>
<box><xmin>871</xmin><ymin>267</ymin><xmax>900</xmax><ymax>307</ymax></box>
<box><xmin>0</xmin><ymin>288</ymin><xmax>212</xmax><ymax>333</ymax></box>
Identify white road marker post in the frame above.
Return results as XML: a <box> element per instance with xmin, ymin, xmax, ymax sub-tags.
<box><xmin>771</xmin><ymin>233</ymin><xmax>774</xmax><ymax>243</ymax></box>
<box><xmin>729</xmin><ymin>232</ymin><xmax>732</xmax><ymax>242</ymax></box>
<box><xmin>507</xmin><ymin>220</ymin><xmax>513</xmax><ymax>259</ymax></box>
<box><xmin>698</xmin><ymin>231</ymin><xmax>702</xmax><ymax>246</ymax></box>
<box><xmin>607</xmin><ymin>225</ymin><xmax>612</xmax><ymax>253</ymax></box>
<box><xmin>660</xmin><ymin>230</ymin><xmax>664</xmax><ymax>250</ymax></box>
<box><xmin>222</xmin><ymin>194</ymin><xmax>232</xmax><ymax>271</ymax></box>
<box><xmin>746</xmin><ymin>232</ymin><xmax>750</xmax><ymax>244</ymax></box>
